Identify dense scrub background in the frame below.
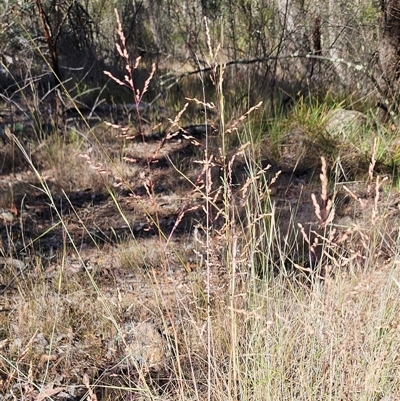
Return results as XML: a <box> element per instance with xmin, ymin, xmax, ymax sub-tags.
<box><xmin>0</xmin><ymin>0</ymin><xmax>383</xmax><ymax>113</ymax></box>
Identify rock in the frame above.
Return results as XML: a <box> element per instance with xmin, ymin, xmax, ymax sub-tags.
<box><xmin>325</xmin><ymin>108</ymin><xmax>369</xmax><ymax>140</ymax></box>
<box><xmin>107</xmin><ymin>321</ymin><xmax>166</xmax><ymax>372</ymax></box>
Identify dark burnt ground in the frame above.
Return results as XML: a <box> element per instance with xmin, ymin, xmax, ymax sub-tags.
<box><xmin>0</xmin><ymin>149</ymin><xmax>318</xmax><ymax>265</ymax></box>
<box><xmin>0</xmin><ymin>118</ymin><xmax>221</xmax><ymax>257</ymax></box>
<box><xmin>0</xmin><ymin>103</ymin><xmax>399</xmax><ymax>276</ymax></box>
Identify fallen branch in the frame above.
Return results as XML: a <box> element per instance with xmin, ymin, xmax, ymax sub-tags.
<box><xmin>159</xmin><ymin>53</ymin><xmax>383</xmax><ymax>97</ymax></box>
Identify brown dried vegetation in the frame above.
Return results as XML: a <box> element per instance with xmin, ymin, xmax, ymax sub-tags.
<box><xmin>1</xmin><ymin>4</ymin><xmax>400</xmax><ymax>401</ymax></box>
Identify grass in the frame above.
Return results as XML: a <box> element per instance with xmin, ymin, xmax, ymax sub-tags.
<box><xmin>1</xmin><ymin>12</ymin><xmax>400</xmax><ymax>401</ymax></box>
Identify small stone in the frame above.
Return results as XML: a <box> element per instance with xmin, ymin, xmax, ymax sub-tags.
<box><xmin>107</xmin><ymin>321</ymin><xmax>166</xmax><ymax>371</ymax></box>
<box><xmin>1</xmin><ymin>211</ymin><xmax>14</xmax><ymax>223</ymax></box>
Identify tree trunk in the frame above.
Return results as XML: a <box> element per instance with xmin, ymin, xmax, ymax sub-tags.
<box><xmin>276</xmin><ymin>0</ymin><xmax>311</xmax><ymax>81</ymax></box>
<box><xmin>379</xmin><ymin>0</ymin><xmax>400</xmax><ymax>108</ymax></box>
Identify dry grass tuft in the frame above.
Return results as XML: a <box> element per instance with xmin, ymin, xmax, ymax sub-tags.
<box><xmin>2</xmin><ymin>14</ymin><xmax>400</xmax><ymax>401</ymax></box>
